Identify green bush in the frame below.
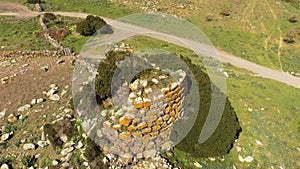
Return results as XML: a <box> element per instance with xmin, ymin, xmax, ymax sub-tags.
<box><xmin>94</xmin><ymin>50</ymin><xmax>129</xmax><ymax>101</ymax></box>
<box><xmin>76</xmin><ymin>15</ymin><xmax>112</xmax><ymax>36</ymax></box>
<box><xmin>43</xmin><ymin>123</ymin><xmax>63</xmax><ymax>149</ymax></box>
<box><xmin>21</xmin><ymin>155</ymin><xmax>37</xmax><ymax>167</ymax></box>
<box><xmin>43</xmin><ymin>13</ymin><xmax>56</xmax><ymax>23</ymax></box>
<box><xmin>26</xmin><ymin>0</ymin><xmax>41</xmax><ymax>4</ymax></box>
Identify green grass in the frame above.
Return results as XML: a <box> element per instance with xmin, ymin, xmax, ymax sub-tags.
<box><xmin>0</xmin><ymin>17</ymin><xmax>54</xmax><ymax>51</ymax></box>
<box><xmin>169</xmin><ymin>67</ymin><xmax>300</xmax><ymax>168</ymax></box>
<box><xmin>186</xmin><ymin>1</ymin><xmax>300</xmax><ymax>73</ymax></box>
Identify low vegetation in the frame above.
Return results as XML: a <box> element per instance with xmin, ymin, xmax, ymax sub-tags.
<box><xmin>76</xmin><ymin>15</ymin><xmax>112</xmax><ymax>36</ymax></box>
<box><xmin>26</xmin><ymin>0</ymin><xmax>41</xmax><ymax>4</ymax></box>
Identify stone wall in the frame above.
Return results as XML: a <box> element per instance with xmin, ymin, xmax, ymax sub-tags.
<box><xmin>96</xmin><ymin>70</ymin><xmax>187</xmax><ymax>165</ymax></box>
<box><xmin>39</xmin><ymin>14</ymin><xmax>72</xmax><ymax>55</ymax></box>
<box><xmin>0</xmin><ymin>49</ymin><xmax>73</xmax><ymax>58</ymax></box>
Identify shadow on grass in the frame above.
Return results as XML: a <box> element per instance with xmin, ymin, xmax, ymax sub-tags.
<box><xmin>173</xmin><ymin>56</ymin><xmax>242</xmax><ymax>158</ymax></box>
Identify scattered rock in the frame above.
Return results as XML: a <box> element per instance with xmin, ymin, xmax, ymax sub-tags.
<box><xmin>255</xmin><ymin>140</ymin><xmax>263</xmax><ymax>146</ymax></box>
<box><xmin>49</xmin><ymin>94</ymin><xmax>60</xmax><ymax>101</ymax></box>
<box><xmin>76</xmin><ymin>141</ymin><xmax>84</xmax><ymax>149</ymax></box>
<box><xmin>7</xmin><ymin>114</ymin><xmax>18</xmax><ymax>123</ymax></box>
<box><xmin>22</xmin><ymin>63</ymin><xmax>29</xmax><ymax>67</ymax></box>
<box><xmin>62</xmin><ymin>152</ymin><xmax>73</xmax><ymax>162</ymax></box>
<box><xmin>193</xmin><ymin>162</ymin><xmax>202</xmax><ymax>168</ymax></box>
<box><xmin>1</xmin><ymin>163</ymin><xmax>9</xmax><ymax>169</ymax></box>
<box><xmin>1</xmin><ymin>77</ymin><xmax>9</xmax><ymax>84</ymax></box>
<box><xmin>61</xmin><ymin>146</ymin><xmax>74</xmax><ymax>156</ymax></box>
<box><xmin>244</xmin><ymin>156</ymin><xmax>254</xmax><ymax>162</ymax></box>
<box><xmin>61</xmin><ymin>162</ymin><xmax>70</xmax><ymax>168</ymax></box>
<box><xmin>50</xmin><ymin>84</ymin><xmax>57</xmax><ymax>89</ymax></box>
<box><xmin>64</xmin><ymin>141</ymin><xmax>75</xmax><ymax>148</ymax></box>
<box><xmin>46</xmin><ymin>88</ymin><xmax>57</xmax><ymax>96</ymax></box>
<box><xmin>56</xmin><ymin>60</ymin><xmax>65</xmax><ymax>64</ymax></box>
<box><xmin>41</xmin><ymin>65</ymin><xmax>49</xmax><ymax>72</ymax></box>
<box><xmin>223</xmin><ymin>71</ymin><xmax>229</xmax><ymax>78</ymax></box>
<box><xmin>19</xmin><ymin>115</ymin><xmax>27</xmax><ymax>120</ymax></box>
<box><xmin>208</xmin><ymin>157</ymin><xmax>215</xmax><ymax>161</ymax></box>
<box><xmin>17</xmin><ymin>104</ymin><xmax>31</xmax><ymax>112</ymax></box>
<box><xmin>37</xmin><ymin>140</ymin><xmax>48</xmax><ymax>148</ymax></box>
<box><xmin>0</xmin><ymin>109</ymin><xmax>6</xmax><ymax>119</ymax></box>
<box><xmin>151</xmin><ymin>78</ymin><xmax>159</xmax><ymax>84</ymax></box>
<box><xmin>0</xmin><ymin>61</ymin><xmax>11</xmax><ymax>67</ymax></box>
<box><xmin>52</xmin><ymin>159</ymin><xmax>59</xmax><ymax>166</ymax></box>
<box><xmin>23</xmin><ymin>143</ymin><xmax>36</xmax><ymax>150</ymax></box>
<box><xmin>60</xmin><ymin>135</ymin><xmax>68</xmax><ymax>143</ymax></box>
<box><xmin>31</xmin><ymin>99</ymin><xmax>37</xmax><ymax>105</ymax></box>
<box><xmin>1</xmin><ymin>132</ymin><xmax>12</xmax><ymax>142</ymax></box>
<box><xmin>36</xmin><ymin>98</ymin><xmax>44</xmax><ymax>104</ymax></box>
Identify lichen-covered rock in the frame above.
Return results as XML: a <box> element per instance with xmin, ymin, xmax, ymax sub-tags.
<box><xmin>119</xmin><ymin>116</ymin><xmax>131</xmax><ymax>127</ymax></box>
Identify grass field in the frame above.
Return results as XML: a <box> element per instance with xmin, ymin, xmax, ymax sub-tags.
<box><xmin>103</xmin><ymin>0</ymin><xmax>300</xmax><ymax>73</ymax></box>
<box><xmin>4</xmin><ymin>0</ymin><xmax>299</xmax><ymax>73</ymax></box>
<box><xmin>0</xmin><ymin>16</ymin><xmax>54</xmax><ymax>51</ymax></box>
<box><xmin>169</xmin><ymin>66</ymin><xmax>300</xmax><ymax>168</ymax></box>
<box><xmin>3</xmin><ymin>0</ymin><xmax>137</xmax><ymax>19</ymax></box>
<box><xmin>122</xmin><ymin>35</ymin><xmax>300</xmax><ymax>168</ymax></box>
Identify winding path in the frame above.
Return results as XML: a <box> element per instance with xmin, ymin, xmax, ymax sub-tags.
<box><xmin>1</xmin><ymin>3</ymin><xmax>300</xmax><ymax>88</ymax></box>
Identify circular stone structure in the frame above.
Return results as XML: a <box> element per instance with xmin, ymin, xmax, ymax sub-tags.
<box><xmin>72</xmin><ymin>12</ymin><xmax>227</xmax><ymax>166</ymax></box>
<box><xmin>99</xmin><ymin>65</ymin><xmax>187</xmax><ymax>163</ymax></box>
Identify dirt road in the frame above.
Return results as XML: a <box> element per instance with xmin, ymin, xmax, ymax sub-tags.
<box><xmin>1</xmin><ymin>3</ymin><xmax>300</xmax><ymax>88</ymax></box>
<box><xmin>0</xmin><ymin>2</ymin><xmax>39</xmax><ymax>20</ymax></box>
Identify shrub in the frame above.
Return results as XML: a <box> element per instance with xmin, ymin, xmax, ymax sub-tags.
<box><xmin>283</xmin><ymin>30</ymin><xmax>297</xmax><ymax>43</ymax></box>
<box><xmin>94</xmin><ymin>50</ymin><xmax>129</xmax><ymax>101</ymax></box>
<box><xmin>26</xmin><ymin>0</ymin><xmax>41</xmax><ymax>4</ymax></box>
<box><xmin>43</xmin><ymin>13</ymin><xmax>56</xmax><ymax>23</ymax></box>
<box><xmin>0</xmin><ymin>158</ymin><xmax>11</xmax><ymax>166</ymax></box>
<box><xmin>43</xmin><ymin>123</ymin><xmax>63</xmax><ymax>149</ymax></box>
<box><xmin>47</xmin><ymin>28</ymin><xmax>69</xmax><ymax>40</ymax></box>
<box><xmin>21</xmin><ymin>155</ymin><xmax>37</xmax><ymax>167</ymax></box>
<box><xmin>76</xmin><ymin>20</ymin><xmax>95</xmax><ymax>36</ymax></box>
<box><xmin>84</xmin><ymin>138</ymin><xmax>102</xmax><ymax>162</ymax></box>
<box><xmin>76</xmin><ymin>15</ymin><xmax>112</xmax><ymax>36</ymax></box>
<box><xmin>206</xmin><ymin>15</ymin><xmax>213</xmax><ymax>21</ymax></box>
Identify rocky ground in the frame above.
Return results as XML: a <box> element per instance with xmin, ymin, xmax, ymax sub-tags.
<box><xmin>0</xmin><ymin>49</ymin><xmax>178</xmax><ymax>168</ymax></box>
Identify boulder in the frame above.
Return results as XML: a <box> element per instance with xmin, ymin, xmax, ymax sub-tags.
<box><xmin>61</xmin><ymin>146</ymin><xmax>74</xmax><ymax>156</ymax></box>
<box><xmin>0</xmin><ymin>163</ymin><xmax>9</xmax><ymax>169</ymax></box>
<box><xmin>23</xmin><ymin>143</ymin><xmax>36</xmax><ymax>150</ymax></box>
<box><xmin>17</xmin><ymin>104</ymin><xmax>31</xmax><ymax>112</ymax></box>
<box><xmin>7</xmin><ymin>114</ymin><xmax>18</xmax><ymax>123</ymax></box>
<box><xmin>1</xmin><ymin>133</ymin><xmax>11</xmax><ymax>142</ymax></box>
